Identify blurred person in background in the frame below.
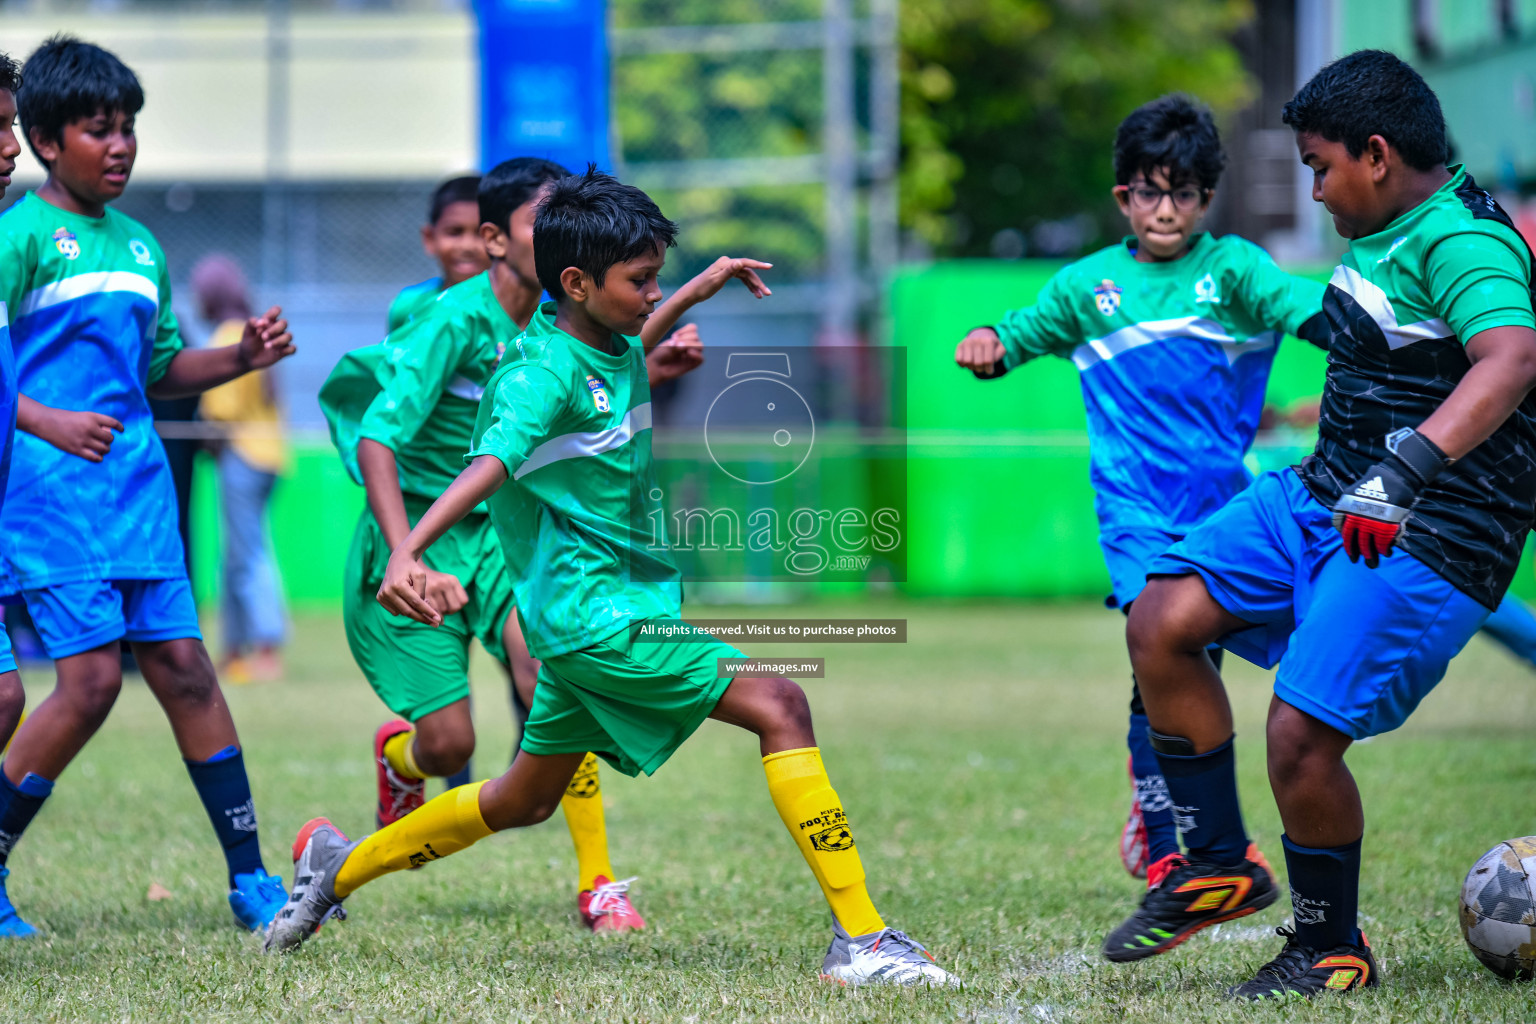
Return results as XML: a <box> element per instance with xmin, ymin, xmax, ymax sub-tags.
<box><xmin>195</xmin><ymin>255</ymin><xmax>289</xmax><ymax>683</ymax></box>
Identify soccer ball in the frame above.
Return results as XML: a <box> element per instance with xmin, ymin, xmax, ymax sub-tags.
<box><xmin>1460</xmin><ymin>836</ymin><xmax>1536</xmax><ymax>980</ymax></box>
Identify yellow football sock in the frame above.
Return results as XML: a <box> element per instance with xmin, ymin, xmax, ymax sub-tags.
<box><xmin>334</xmin><ymin>780</ymin><xmax>492</xmax><ymax>897</ymax></box>
<box><xmin>381</xmin><ymin>728</ymin><xmax>427</xmax><ymax>780</ymax></box>
<box><xmin>763</xmin><ymin>746</ymin><xmax>884</xmax><ymax>937</ymax></box>
<box><xmin>561</xmin><ymin>752</ymin><xmax>615</xmax><ymax>891</ymax></box>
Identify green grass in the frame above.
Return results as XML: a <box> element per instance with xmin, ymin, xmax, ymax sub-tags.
<box><xmin>1</xmin><ymin>601</ymin><xmax>1534</xmax><ymax>1022</ymax></box>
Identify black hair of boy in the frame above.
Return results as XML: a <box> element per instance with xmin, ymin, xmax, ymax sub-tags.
<box><xmin>18</xmin><ymin>35</ymin><xmax>143</xmax><ymax>166</ymax></box>
<box><xmin>1113</xmin><ymin>94</ymin><xmax>1225</xmax><ymax>190</ymax></box>
<box><xmin>532</xmin><ymin>166</ymin><xmax>678</xmax><ymax>301</ymax></box>
<box><xmin>428</xmin><ymin>174</ymin><xmax>482</xmax><ymax>225</ymax></box>
<box><xmin>478</xmin><ymin>157</ymin><xmax>569</xmax><ymax>233</ymax></box>
<box><xmin>1281</xmin><ymin>50</ymin><xmax>1448</xmax><ymax>171</ymax></box>
<box><xmin>0</xmin><ymin>50</ymin><xmax>21</xmax><ymax>95</ymax></box>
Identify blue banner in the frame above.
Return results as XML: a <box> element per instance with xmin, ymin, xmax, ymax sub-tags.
<box><xmin>476</xmin><ymin>0</ymin><xmax>610</xmax><ymax>172</ymax></box>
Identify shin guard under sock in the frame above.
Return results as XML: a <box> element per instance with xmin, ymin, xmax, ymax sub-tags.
<box><xmin>334</xmin><ymin>780</ymin><xmax>492</xmax><ymax>897</ymax></box>
<box><xmin>763</xmin><ymin>747</ymin><xmax>883</xmax><ymax>937</ymax></box>
<box><xmin>185</xmin><ymin>746</ymin><xmax>265</xmax><ymax>885</ymax></box>
<box><xmin>561</xmin><ymin>753</ymin><xmax>615</xmax><ymax>891</ymax></box>
<box><xmin>1282</xmin><ymin>833</ymin><xmax>1362</xmax><ymax>950</ymax></box>
<box><xmin>1150</xmin><ymin>733</ymin><xmax>1250</xmax><ymax>866</ymax></box>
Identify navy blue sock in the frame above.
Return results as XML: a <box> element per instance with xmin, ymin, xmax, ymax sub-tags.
<box><xmin>445</xmin><ymin>762</ymin><xmax>472</xmax><ymax>790</ymax></box>
<box><xmin>1282</xmin><ymin>833</ymin><xmax>1361</xmax><ymax>950</ymax></box>
<box><xmin>0</xmin><ymin>767</ymin><xmax>53</xmax><ymax>867</ymax></box>
<box><xmin>184</xmin><ymin>746</ymin><xmax>265</xmax><ymax>886</ymax></box>
<box><xmin>1128</xmin><ymin>712</ymin><xmax>1180</xmax><ymax>863</ymax></box>
<box><xmin>1152</xmin><ymin>734</ymin><xmax>1250</xmax><ymax>866</ymax></box>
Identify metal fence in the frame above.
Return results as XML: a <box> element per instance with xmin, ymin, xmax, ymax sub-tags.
<box><xmin>3</xmin><ymin>0</ymin><xmax>901</xmax><ymax>432</ymax></box>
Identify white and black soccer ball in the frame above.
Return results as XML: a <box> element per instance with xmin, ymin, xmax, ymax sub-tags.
<box><xmin>1460</xmin><ymin>836</ymin><xmax>1536</xmax><ymax>981</ymax></box>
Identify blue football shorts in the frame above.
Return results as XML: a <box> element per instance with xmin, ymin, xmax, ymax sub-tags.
<box><xmin>19</xmin><ymin>577</ymin><xmax>202</xmax><ymax>659</ymax></box>
<box><xmin>1099</xmin><ymin>526</ymin><xmax>1183</xmax><ymax>609</ymax></box>
<box><xmin>1147</xmin><ymin>468</ymin><xmax>1490</xmax><ymax>740</ymax></box>
<box><xmin>0</xmin><ymin>621</ymin><xmax>14</xmax><ymax>675</ymax></box>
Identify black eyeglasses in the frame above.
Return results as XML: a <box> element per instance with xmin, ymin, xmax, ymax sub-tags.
<box><xmin>1119</xmin><ymin>184</ymin><xmax>1207</xmax><ymax>212</ymax></box>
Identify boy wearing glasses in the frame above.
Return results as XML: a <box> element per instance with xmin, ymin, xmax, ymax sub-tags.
<box><xmin>954</xmin><ymin>94</ymin><xmax>1327</xmax><ymax>891</ymax></box>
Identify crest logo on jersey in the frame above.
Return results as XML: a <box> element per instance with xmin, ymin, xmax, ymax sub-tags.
<box><xmin>1194</xmin><ymin>272</ymin><xmax>1220</xmax><ymax>304</ymax></box>
<box><xmin>494</xmin><ymin>340</ymin><xmax>506</xmax><ymax>364</ymax></box>
<box><xmin>129</xmin><ymin>239</ymin><xmax>155</xmax><ymax>266</ymax></box>
<box><xmin>1092</xmin><ymin>279</ymin><xmax>1122</xmax><ymax>316</ymax></box>
<box><xmin>52</xmin><ymin>227</ymin><xmax>80</xmax><ymax>260</ymax></box>
<box><xmin>586</xmin><ymin>374</ymin><xmax>611</xmax><ymax>413</ymax></box>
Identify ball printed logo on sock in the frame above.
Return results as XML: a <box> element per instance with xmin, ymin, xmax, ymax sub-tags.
<box><xmin>1173</xmin><ymin>804</ymin><xmax>1199</xmax><ymax>835</ymax></box>
<box><xmin>225</xmin><ymin>800</ymin><xmax>258</xmax><ymax>834</ymax></box>
<box><xmin>1292</xmin><ymin>890</ymin><xmax>1331</xmax><ymax>925</ymax></box>
<box><xmin>565</xmin><ymin>756</ymin><xmax>600</xmax><ymax>799</ymax></box>
<box><xmin>1134</xmin><ymin>775</ymin><xmax>1172</xmax><ymax>815</ymax></box>
<box><xmin>800</xmin><ymin>805</ymin><xmax>856</xmax><ymax>853</ymax></box>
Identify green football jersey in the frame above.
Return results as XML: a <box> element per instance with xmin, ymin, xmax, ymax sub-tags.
<box><xmin>385</xmin><ymin>276</ymin><xmax>444</xmax><ymax>334</ymax></box>
<box><xmin>467</xmin><ymin>301</ymin><xmax>679</xmax><ymax>659</ymax></box>
<box><xmin>320</xmin><ymin>271</ymin><xmax>521</xmax><ymax>503</ymax></box>
<box><xmin>1299</xmin><ymin>166</ymin><xmax>1536</xmax><ymax>607</ymax></box>
<box><xmin>0</xmin><ymin>194</ymin><xmax>188</xmax><ymax>588</ymax></box>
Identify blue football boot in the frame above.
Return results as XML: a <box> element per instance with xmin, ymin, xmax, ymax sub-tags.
<box><xmin>0</xmin><ymin>867</ymin><xmax>38</xmax><ymax>938</ymax></box>
<box><xmin>229</xmin><ymin>868</ymin><xmax>288</xmax><ymax>932</ymax></box>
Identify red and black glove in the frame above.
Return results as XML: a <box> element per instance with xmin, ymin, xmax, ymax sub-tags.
<box><xmin>1331</xmin><ymin>428</ymin><xmax>1452</xmax><ymax>568</ymax></box>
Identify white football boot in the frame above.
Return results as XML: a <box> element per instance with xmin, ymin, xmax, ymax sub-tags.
<box><xmin>821</xmin><ymin>917</ymin><xmax>960</xmax><ymax>987</ymax></box>
<box><xmin>263</xmin><ymin>818</ymin><xmax>357</xmax><ymax>952</ymax></box>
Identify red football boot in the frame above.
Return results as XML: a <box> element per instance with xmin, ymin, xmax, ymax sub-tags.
<box><xmin>578</xmin><ymin>875</ymin><xmax>646</xmax><ymax>933</ymax></box>
<box><xmin>373</xmin><ymin>720</ymin><xmax>425</xmax><ymax>827</ymax></box>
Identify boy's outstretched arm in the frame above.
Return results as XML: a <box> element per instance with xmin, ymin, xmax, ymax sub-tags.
<box><xmin>954</xmin><ymin>327</ymin><xmax>1008</xmax><ymax>379</ymax></box>
<box><xmin>640</xmin><ymin>256</ymin><xmax>772</xmax><ymax>351</ymax></box>
<box><xmin>955</xmin><ymin>277</ymin><xmax>1079</xmax><ymax>380</ymax></box>
<box><xmin>147</xmin><ymin>306</ymin><xmax>295</xmax><ymax>398</ymax></box>
<box><xmin>377</xmin><ymin>455</ymin><xmax>508</xmax><ymax>625</ymax></box>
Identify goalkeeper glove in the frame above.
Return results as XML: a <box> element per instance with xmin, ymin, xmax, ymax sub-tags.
<box><xmin>1331</xmin><ymin>427</ymin><xmax>1452</xmax><ymax>569</ymax></box>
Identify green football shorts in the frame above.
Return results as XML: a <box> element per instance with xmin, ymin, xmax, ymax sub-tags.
<box><xmin>343</xmin><ymin>500</ymin><xmax>516</xmax><ymax>721</ymax></box>
<box><xmin>520</xmin><ymin>618</ymin><xmax>744</xmax><ymax>777</ymax></box>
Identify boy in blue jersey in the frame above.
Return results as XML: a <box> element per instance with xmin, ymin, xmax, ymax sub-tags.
<box><xmin>1105</xmin><ymin>52</ymin><xmax>1536</xmax><ymax>999</ymax></box>
<box><xmin>955</xmin><ymin>95</ymin><xmax>1325</xmax><ymax>888</ymax></box>
<box><xmin>0</xmin><ymin>37</ymin><xmax>297</xmax><ymax>936</ymax></box>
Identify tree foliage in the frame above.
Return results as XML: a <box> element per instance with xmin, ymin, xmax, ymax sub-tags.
<box><xmin>609</xmin><ymin>0</ymin><xmax>1256</xmax><ymax>273</ymax></box>
<box><xmin>900</xmin><ymin>0</ymin><xmax>1255</xmax><ymax>256</ymax></box>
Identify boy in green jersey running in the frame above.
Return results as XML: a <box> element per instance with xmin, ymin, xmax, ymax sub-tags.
<box><xmin>319</xmin><ymin>157</ymin><xmax>762</xmax><ymax>932</ymax></box>
<box><xmin>273</xmin><ymin>169</ymin><xmax>958</xmax><ymax>987</ymax></box>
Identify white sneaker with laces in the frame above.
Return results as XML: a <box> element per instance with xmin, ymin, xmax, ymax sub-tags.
<box><xmin>820</xmin><ymin>918</ymin><xmax>960</xmax><ymax>987</ymax></box>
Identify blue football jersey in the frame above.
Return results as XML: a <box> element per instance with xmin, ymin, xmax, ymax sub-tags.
<box><xmin>0</xmin><ymin>194</ymin><xmax>187</xmax><ymax>591</ymax></box>
<box><xmin>993</xmin><ymin>234</ymin><xmax>1325</xmax><ymax>537</ymax></box>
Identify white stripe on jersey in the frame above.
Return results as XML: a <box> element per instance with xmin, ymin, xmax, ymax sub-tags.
<box><xmin>445</xmin><ymin>375</ymin><xmax>485</xmax><ymax>402</ymax></box>
<box><xmin>1070</xmin><ymin>315</ymin><xmax>1272</xmax><ymax>371</ymax></box>
<box><xmin>1329</xmin><ymin>265</ymin><xmax>1453</xmax><ymax>350</ymax></box>
<box><xmin>0</xmin><ymin>300</ymin><xmax>7</xmax><ymax>329</ymax></box>
<box><xmin>512</xmin><ymin>402</ymin><xmax>653</xmax><ymax>481</ymax></box>
<box><xmin>18</xmin><ymin>271</ymin><xmax>159</xmax><ymax>340</ymax></box>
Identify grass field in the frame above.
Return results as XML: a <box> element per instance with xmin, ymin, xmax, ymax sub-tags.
<box><xmin>1</xmin><ymin>600</ymin><xmax>1534</xmax><ymax>1022</ymax></box>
